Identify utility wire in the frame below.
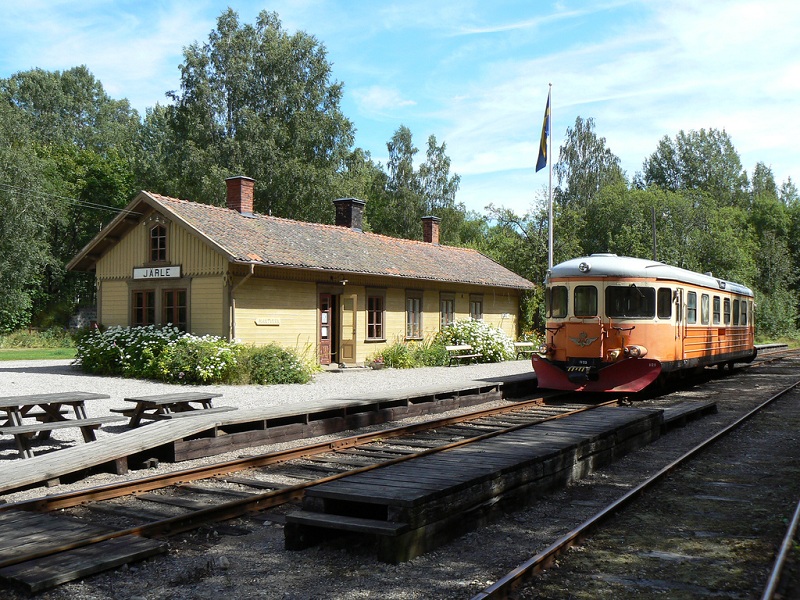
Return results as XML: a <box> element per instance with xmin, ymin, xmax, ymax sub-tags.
<box><xmin>0</xmin><ymin>182</ymin><xmax>141</xmax><ymax>216</ymax></box>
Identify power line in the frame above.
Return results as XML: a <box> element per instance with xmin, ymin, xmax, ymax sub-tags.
<box><xmin>0</xmin><ymin>182</ymin><xmax>141</xmax><ymax>216</ymax></box>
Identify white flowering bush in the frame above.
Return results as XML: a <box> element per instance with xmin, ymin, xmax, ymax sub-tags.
<box><xmin>155</xmin><ymin>334</ymin><xmax>239</xmax><ymax>384</ymax></box>
<box><xmin>75</xmin><ymin>324</ymin><xmax>184</xmax><ymax>378</ymax></box>
<box><xmin>75</xmin><ymin>325</ymin><xmax>313</xmax><ymax>385</ymax></box>
<box><xmin>435</xmin><ymin>319</ymin><xmax>515</xmax><ymax>363</ymax></box>
<box><xmin>75</xmin><ymin>325</ymin><xmax>238</xmax><ymax>383</ymax></box>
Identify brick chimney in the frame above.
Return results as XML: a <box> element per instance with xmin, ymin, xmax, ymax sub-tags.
<box><xmin>225</xmin><ymin>176</ymin><xmax>255</xmax><ymax>216</ymax></box>
<box><xmin>333</xmin><ymin>198</ymin><xmax>366</xmax><ymax>231</ymax></box>
<box><xmin>422</xmin><ymin>216</ymin><xmax>441</xmax><ymax>244</ymax></box>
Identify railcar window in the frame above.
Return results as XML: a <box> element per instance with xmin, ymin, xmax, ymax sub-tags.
<box><xmin>687</xmin><ymin>292</ymin><xmax>697</xmax><ymax>324</ymax></box>
<box><xmin>741</xmin><ymin>300</ymin><xmax>748</xmax><ymax>325</ymax></box>
<box><xmin>657</xmin><ymin>288</ymin><xmax>672</xmax><ymax>319</ymax></box>
<box><xmin>605</xmin><ymin>285</ymin><xmax>655</xmax><ymax>318</ymax></box>
<box><xmin>701</xmin><ymin>294</ymin><xmax>710</xmax><ymax>325</ymax></box>
<box><xmin>713</xmin><ymin>296</ymin><xmax>721</xmax><ymax>325</ymax></box>
<box><xmin>724</xmin><ymin>298</ymin><xmax>731</xmax><ymax>325</ymax></box>
<box><xmin>549</xmin><ymin>286</ymin><xmax>568</xmax><ymax>318</ymax></box>
<box><xmin>574</xmin><ymin>286</ymin><xmax>598</xmax><ymax>317</ymax></box>
<box><xmin>733</xmin><ymin>299</ymin><xmax>740</xmax><ymax>325</ymax></box>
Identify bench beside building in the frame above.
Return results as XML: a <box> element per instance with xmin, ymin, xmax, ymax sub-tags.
<box><xmin>67</xmin><ymin>176</ymin><xmax>535</xmax><ymax>367</ymax></box>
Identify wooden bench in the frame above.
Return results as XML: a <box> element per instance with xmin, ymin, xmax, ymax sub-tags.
<box><xmin>0</xmin><ymin>416</ymin><xmax>125</xmax><ymax>459</ymax></box>
<box><xmin>120</xmin><ymin>392</ymin><xmax>233</xmax><ymax>427</ymax></box>
<box><xmin>445</xmin><ymin>344</ymin><xmax>482</xmax><ymax>366</ymax></box>
<box><xmin>514</xmin><ymin>341</ymin><xmax>536</xmax><ymax>359</ymax></box>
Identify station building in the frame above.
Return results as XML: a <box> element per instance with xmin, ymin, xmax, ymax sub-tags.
<box><xmin>68</xmin><ymin>176</ymin><xmax>534</xmax><ymax>367</ymax></box>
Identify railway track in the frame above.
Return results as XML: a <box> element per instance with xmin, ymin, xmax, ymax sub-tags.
<box><xmin>474</xmin><ymin>356</ymin><xmax>800</xmax><ymax>599</ymax></box>
<box><xmin>0</xmin><ymin>392</ymin><xmax>621</xmax><ymax>590</ymax></box>
<box><xmin>1</xmin><ymin>346</ymin><xmax>796</xmax><ymax>595</ymax></box>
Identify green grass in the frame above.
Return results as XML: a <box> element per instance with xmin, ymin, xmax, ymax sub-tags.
<box><xmin>0</xmin><ymin>348</ymin><xmax>77</xmax><ymax>361</ymax></box>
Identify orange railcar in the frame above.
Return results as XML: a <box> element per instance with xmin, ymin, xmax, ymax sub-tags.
<box><xmin>533</xmin><ymin>254</ymin><xmax>756</xmax><ymax>393</ymax></box>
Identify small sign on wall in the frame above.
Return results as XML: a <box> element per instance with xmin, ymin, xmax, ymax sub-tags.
<box><xmin>133</xmin><ymin>265</ymin><xmax>181</xmax><ymax>279</ymax></box>
<box><xmin>255</xmin><ymin>318</ymin><xmax>281</xmax><ymax>326</ymax></box>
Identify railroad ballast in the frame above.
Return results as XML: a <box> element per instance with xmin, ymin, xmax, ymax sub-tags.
<box><xmin>533</xmin><ymin>254</ymin><xmax>757</xmax><ymax>393</ymax></box>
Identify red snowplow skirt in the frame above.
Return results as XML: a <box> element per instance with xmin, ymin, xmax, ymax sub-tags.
<box><xmin>532</xmin><ymin>355</ymin><xmax>662</xmax><ymax>393</ymax></box>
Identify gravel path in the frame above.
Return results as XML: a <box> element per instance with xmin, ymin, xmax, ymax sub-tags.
<box><xmin>0</xmin><ymin>358</ymin><xmax>533</xmax><ymax>452</ymax></box>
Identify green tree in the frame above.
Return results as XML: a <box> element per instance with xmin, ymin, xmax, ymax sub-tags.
<box><xmin>553</xmin><ymin>116</ymin><xmax>626</xmax><ymax>210</ymax></box>
<box><xmin>1</xmin><ymin>66</ymin><xmax>140</xmax><ymax>156</ymax></box>
<box><xmin>0</xmin><ymin>102</ymin><xmax>62</xmax><ymax>331</ymax></box>
<box><xmin>1</xmin><ymin>66</ymin><xmax>140</xmax><ymax>326</ymax></box>
<box><xmin>642</xmin><ymin>128</ymin><xmax>748</xmax><ymax>208</ymax></box>
<box><xmin>162</xmin><ymin>8</ymin><xmax>355</xmax><ymax>222</ymax></box>
<box><xmin>367</xmin><ymin>126</ymin><xmax>465</xmax><ymax>244</ymax></box>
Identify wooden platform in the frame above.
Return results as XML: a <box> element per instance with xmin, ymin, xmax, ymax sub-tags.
<box><xmin>0</xmin><ymin>375</ymin><xmax>534</xmax><ymax>494</ymax></box>
<box><xmin>0</xmin><ymin>510</ymin><xmax>165</xmax><ymax>592</ymax></box>
<box><xmin>285</xmin><ymin>405</ymin><xmax>666</xmax><ymax>562</ymax></box>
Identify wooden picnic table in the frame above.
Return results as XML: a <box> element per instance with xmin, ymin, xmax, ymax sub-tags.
<box><xmin>0</xmin><ymin>391</ymin><xmax>120</xmax><ymax>459</ymax></box>
<box><xmin>121</xmin><ymin>392</ymin><xmax>231</xmax><ymax>427</ymax></box>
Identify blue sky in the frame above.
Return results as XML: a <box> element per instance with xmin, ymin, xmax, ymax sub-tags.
<box><xmin>2</xmin><ymin>0</ymin><xmax>798</xmax><ymax>215</ymax></box>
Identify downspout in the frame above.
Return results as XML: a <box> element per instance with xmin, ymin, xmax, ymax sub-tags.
<box><xmin>229</xmin><ymin>264</ymin><xmax>254</xmax><ymax>341</ymax></box>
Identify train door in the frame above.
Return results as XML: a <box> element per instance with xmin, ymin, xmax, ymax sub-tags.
<box><xmin>676</xmin><ymin>288</ymin><xmax>685</xmax><ymax>359</ymax></box>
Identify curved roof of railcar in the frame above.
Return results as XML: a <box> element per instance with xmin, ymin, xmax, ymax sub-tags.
<box><xmin>549</xmin><ymin>254</ymin><xmax>753</xmax><ymax>297</ymax></box>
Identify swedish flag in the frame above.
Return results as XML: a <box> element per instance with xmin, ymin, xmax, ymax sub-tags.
<box><xmin>536</xmin><ymin>89</ymin><xmax>550</xmax><ymax>172</ymax></box>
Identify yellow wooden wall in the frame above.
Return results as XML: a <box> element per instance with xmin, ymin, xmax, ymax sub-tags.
<box><xmin>96</xmin><ymin>213</ymin><xmax>226</xmax><ymax>280</ymax></box>
<box><xmin>232</xmin><ymin>278</ymin><xmax>317</xmax><ymax>356</ymax></box>
<box><xmin>97</xmin><ymin>280</ymin><xmax>129</xmax><ymax>326</ymax></box>
<box><xmin>190</xmin><ymin>277</ymin><xmax>226</xmax><ymax>337</ymax></box>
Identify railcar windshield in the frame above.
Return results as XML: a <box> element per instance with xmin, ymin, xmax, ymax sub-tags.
<box><xmin>605</xmin><ymin>285</ymin><xmax>656</xmax><ymax>318</ymax></box>
<box><xmin>574</xmin><ymin>285</ymin><xmax>598</xmax><ymax>317</ymax></box>
<box><xmin>547</xmin><ymin>286</ymin><xmax>568</xmax><ymax>318</ymax></box>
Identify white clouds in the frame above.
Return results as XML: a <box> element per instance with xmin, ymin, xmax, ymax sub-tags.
<box><xmin>352</xmin><ymin>85</ymin><xmax>417</xmax><ymax>117</ymax></box>
<box><xmin>1</xmin><ymin>1</ymin><xmax>215</xmax><ymax>111</ymax></box>
<box><xmin>1</xmin><ymin>0</ymin><xmax>797</xmax><ymax>215</ymax></box>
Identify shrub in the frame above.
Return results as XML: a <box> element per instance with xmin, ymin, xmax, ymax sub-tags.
<box><xmin>155</xmin><ymin>335</ymin><xmax>239</xmax><ymax>384</ymax></box>
<box><xmin>435</xmin><ymin>320</ymin><xmax>515</xmax><ymax>363</ymax></box>
<box><xmin>0</xmin><ymin>327</ymin><xmax>75</xmax><ymax>349</ymax></box>
<box><xmin>237</xmin><ymin>344</ymin><xmax>313</xmax><ymax>385</ymax></box>
<box><xmin>74</xmin><ymin>325</ymin><xmax>317</xmax><ymax>385</ymax></box>
<box><xmin>75</xmin><ymin>324</ymin><xmax>185</xmax><ymax>378</ymax></box>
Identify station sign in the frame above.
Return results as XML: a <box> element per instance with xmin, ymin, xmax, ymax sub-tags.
<box><xmin>133</xmin><ymin>265</ymin><xmax>181</xmax><ymax>280</ymax></box>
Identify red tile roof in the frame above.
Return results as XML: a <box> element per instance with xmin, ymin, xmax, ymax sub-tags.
<box><xmin>71</xmin><ymin>191</ymin><xmax>534</xmax><ymax>290</ymax></box>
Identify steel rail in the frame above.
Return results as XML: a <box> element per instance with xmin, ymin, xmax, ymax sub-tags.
<box><xmin>0</xmin><ymin>398</ymin><xmax>616</xmax><ymax>570</ymax></box>
<box><xmin>1</xmin><ymin>391</ymin><xmax>571</xmax><ymax>513</ymax></box>
<box><xmin>472</xmin><ymin>377</ymin><xmax>800</xmax><ymax>600</ymax></box>
<box><xmin>761</xmin><ymin>496</ymin><xmax>800</xmax><ymax>600</ymax></box>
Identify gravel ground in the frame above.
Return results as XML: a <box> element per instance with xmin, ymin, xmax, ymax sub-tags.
<box><xmin>0</xmin><ymin>359</ymin><xmax>532</xmax><ymax>486</ymax></box>
<box><xmin>1</xmin><ymin>359</ymin><xmax>792</xmax><ymax>599</ymax></box>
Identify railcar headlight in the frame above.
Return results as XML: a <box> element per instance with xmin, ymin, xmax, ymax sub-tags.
<box><xmin>579</xmin><ymin>261</ymin><xmax>591</xmax><ymax>273</ymax></box>
<box><xmin>607</xmin><ymin>349</ymin><xmax>621</xmax><ymax>361</ymax></box>
<box><xmin>624</xmin><ymin>345</ymin><xmax>648</xmax><ymax>358</ymax></box>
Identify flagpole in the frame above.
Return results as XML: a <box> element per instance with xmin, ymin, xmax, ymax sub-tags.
<box><xmin>547</xmin><ymin>83</ymin><xmax>553</xmax><ymax>271</ymax></box>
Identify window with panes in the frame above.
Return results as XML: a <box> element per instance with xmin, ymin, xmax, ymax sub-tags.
<box><xmin>440</xmin><ymin>294</ymin><xmax>455</xmax><ymax>329</ymax></box>
<box><xmin>469</xmin><ymin>295</ymin><xmax>483</xmax><ymax>320</ymax></box>
<box><xmin>132</xmin><ymin>290</ymin><xmax>155</xmax><ymax>326</ymax></box>
<box><xmin>150</xmin><ymin>225</ymin><xmax>167</xmax><ymax>262</ymax></box>
<box><xmin>163</xmin><ymin>289</ymin><xmax>187</xmax><ymax>331</ymax></box>
<box><xmin>406</xmin><ymin>292</ymin><xmax>423</xmax><ymax>339</ymax></box>
<box><xmin>367</xmin><ymin>294</ymin><xmax>385</xmax><ymax>340</ymax></box>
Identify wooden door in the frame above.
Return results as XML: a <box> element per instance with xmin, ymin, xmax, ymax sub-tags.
<box><xmin>339</xmin><ymin>294</ymin><xmax>357</xmax><ymax>364</ymax></box>
<box><xmin>319</xmin><ymin>293</ymin><xmax>332</xmax><ymax>365</ymax></box>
